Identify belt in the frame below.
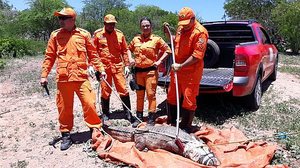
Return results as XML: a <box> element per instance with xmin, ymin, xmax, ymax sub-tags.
<box><xmin>135</xmin><ymin>66</ymin><xmax>157</xmax><ymax>72</ymax></box>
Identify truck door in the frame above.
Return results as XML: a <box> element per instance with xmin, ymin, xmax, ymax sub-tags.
<box><xmin>258</xmin><ymin>27</ymin><xmax>274</xmax><ymax>79</ymax></box>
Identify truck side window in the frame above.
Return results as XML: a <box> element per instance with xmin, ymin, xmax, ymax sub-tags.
<box><xmin>258</xmin><ymin>28</ymin><xmax>271</xmax><ymax>44</ymax></box>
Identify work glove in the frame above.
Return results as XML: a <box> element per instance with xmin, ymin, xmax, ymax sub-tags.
<box><xmin>171</xmin><ymin>63</ymin><xmax>182</xmax><ymax>72</ymax></box>
<box><xmin>95</xmin><ymin>71</ymin><xmax>107</xmax><ymax>81</ymax></box>
<box><xmin>88</xmin><ymin>65</ymin><xmax>95</xmax><ymax>78</ymax></box>
<box><xmin>163</xmin><ymin>22</ymin><xmax>170</xmax><ymax>34</ymax></box>
<box><xmin>124</xmin><ymin>66</ymin><xmax>130</xmax><ymax>78</ymax></box>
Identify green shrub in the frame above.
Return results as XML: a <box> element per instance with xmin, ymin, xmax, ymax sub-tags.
<box><xmin>0</xmin><ymin>38</ymin><xmax>45</xmax><ymax>58</ymax></box>
<box><xmin>0</xmin><ymin>59</ymin><xmax>6</xmax><ymax>69</ymax></box>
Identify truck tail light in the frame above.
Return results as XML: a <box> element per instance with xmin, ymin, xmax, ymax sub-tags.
<box><xmin>235</xmin><ymin>54</ymin><xmax>249</xmax><ymax>72</ymax></box>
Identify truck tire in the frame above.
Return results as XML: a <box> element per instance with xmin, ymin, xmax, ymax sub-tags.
<box><xmin>245</xmin><ymin>75</ymin><xmax>262</xmax><ymax>111</ymax></box>
<box><xmin>269</xmin><ymin>55</ymin><xmax>278</xmax><ymax>81</ymax></box>
<box><xmin>204</xmin><ymin>39</ymin><xmax>220</xmax><ymax>68</ymax></box>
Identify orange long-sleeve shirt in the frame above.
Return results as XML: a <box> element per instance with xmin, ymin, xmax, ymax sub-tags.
<box><xmin>93</xmin><ymin>28</ymin><xmax>129</xmax><ymax>72</ymax></box>
<box><xmin>128</xmin><ymin>34</ymin><xmax>171</xmax><ymax>68</ymax></box>
<box><xmin>41</xmin><ymin>27</ymin><xmax>104</xmax><ymax>82</ymax></box>
<box><xmin>173</xmin><ymin>21</ymin><xmax>209</xmax><ymax>84</ymax></box>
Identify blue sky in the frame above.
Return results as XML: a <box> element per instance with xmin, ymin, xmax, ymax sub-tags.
<box><xmin>7</xmin><ymin>0</ymin><xmax>226</xmax><ymax>21</ymax></box>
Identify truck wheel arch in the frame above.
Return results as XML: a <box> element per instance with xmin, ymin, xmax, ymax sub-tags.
<box><xmin>269</xmin><ymin>54</ymin><xmax>279</xmax><ymax>81</ymax></box>
<box><xmin>244</xmin><ymin>64</ymin><xmax>263</xmax><ymax>111</ymax></box>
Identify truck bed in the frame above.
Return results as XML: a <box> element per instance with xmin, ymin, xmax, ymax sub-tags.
<box><xmin>157</xmin><ymin>68</ymin><xmax>234</xmax><ymax>90</ymax></box>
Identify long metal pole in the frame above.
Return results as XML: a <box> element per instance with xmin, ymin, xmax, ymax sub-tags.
<box><xmin>101</xmin><ymin>78</ymin><xmax>143</xmax><ymax>123</ymax></box>
<box><xmin>165</xmin><ymin>24</ymin><xmax>180</xmax><ymax>138</ymax></box>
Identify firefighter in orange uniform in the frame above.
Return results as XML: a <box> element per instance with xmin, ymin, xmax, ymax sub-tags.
<box><xmin>40</xmin><ymin>7</ymin><xmax>106</xmax><ymax>151</ymax></box>
<box><xmin>129</xmin><ymin>17</ymin><xmax>171</xmax><ymax>127</ymax></box>
<box><xmin>165</xmin><ymin>7</ymin><xmax>208</xmax><ymax>132</ymax></box>
<box><xmin>93</xmin><ymin>14</ymin><xmax>134</xmax><ymax>122</ymax></box>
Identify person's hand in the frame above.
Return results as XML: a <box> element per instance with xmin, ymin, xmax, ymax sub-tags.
<box><xmin>95</xmin><ymin>71</ymin><xmax>107</xmax><ymax>81</ymax></box>
<box><xmin>163</xmin><ymin>22</ymin><xmax>170</xmax><ymax>33</ymax></box>
<box><xmin>124</xmin><ymin>66</ymin><xmax>130</xmax><ymax>78</ymax></box>
<box><xmin>88</xmin><ymin>65</ymin><xmax>95</xmax><ymax>78</ymax></box>
<box><xmin>40</xmin><ymin>77</ymin><xmax>48</xmax><ymax>86</ymax></box>
<box><xmin>100</xmin><ymin>71</ymin><xmax>107</xmax><ymax>80</ymax></box>
<box><xmin>171</xmin><ymin>63</ymin><xmax>182</xmax><ymax>72</ymax></box>
<box><xmin>163</xmin><ymin>22</ymin><xmax>170</xmax><ymax>28</ymax></box>
<box><xmin>129</xmin><ymin>58</ymin><xmax>135</xmax><ymax>67</ymax></box>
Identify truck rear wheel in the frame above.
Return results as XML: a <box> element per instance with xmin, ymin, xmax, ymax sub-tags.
<box><xmin>204</xmin><ymin>39</ymin><xmax>220</xmax><ymax>68</ymax></box>
<box><xmin>245</xmin><ymin>75</ymin><xmax>262</xmax><ymax>111</ymax></box>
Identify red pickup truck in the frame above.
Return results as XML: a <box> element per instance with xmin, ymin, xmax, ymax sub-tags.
<box><xmin>158</xmin><ymin>20</ymin><xmax>278</xmax><ymax>110</ymax></box>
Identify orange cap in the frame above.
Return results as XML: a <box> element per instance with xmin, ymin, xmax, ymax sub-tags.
<box><xmin>104</xmin><ymin>14</ymin><xmax>117</xmax><ymax>23</ymax></box>
<box><xmin>54</xmin><ymin>7</ymin><xmax>76</xmax><ymax>17</ymax></box>
<box><xmin>178</xmin><ymin>7</ymin><xmax>195</xmax><ymax>26</ymax></box>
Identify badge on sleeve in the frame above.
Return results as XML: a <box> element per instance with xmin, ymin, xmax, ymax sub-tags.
<box><xmin>198</xmin><ymin>37</ymin><xmax>206</xmax><ymax>51</ymax></box>
<box><xmin>199</xmin><ymin>38</ymin><xmax>204</xmax><ymax>44</ymax></box>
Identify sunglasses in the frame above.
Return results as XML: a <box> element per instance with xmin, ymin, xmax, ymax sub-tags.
<box><xmin>58</xmin><ymin>16</ymin><xmax>72</xmax><ymax>20</ymax></box>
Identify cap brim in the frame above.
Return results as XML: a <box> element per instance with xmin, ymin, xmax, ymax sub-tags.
<box><xmin>178</xmin><ymin>19</ymin><xmax>190</xmax><ymax>26</ymax></box>
<box><xmin>105</xmin><ymin>21</ymin><xmax>117</xmax><ymax>23</ymax></box>
<box><xmin>54</xmin><ymin>11</ymin><xmax>72</xmax><ymax>17</ymax></box>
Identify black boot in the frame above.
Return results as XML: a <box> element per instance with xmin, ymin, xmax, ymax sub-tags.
<box><xmin>121</xmin><ymin>95</ymin><xmax>133</xmax><ymax>122</ymax></box>
<box><xmin>101</xmin><ymin>97</ymin><xmax>110</xmax><ymax>121</ymax></box>
<box><xmin>60</xmin><ymin>132</ymin><xmax>72</xmax><ymax>151</ymax></box>
<box><xmin>179</xmin><ymin>109</ymin><xmax>195</xmax><ymax>133</ymax></box>
<box><xmin>167</xmin><ymin>103</ymin><xmax>177</xmax><ymax>126</ymax></box>
<box><xmin>147</xmin><ymin>112</ymin><xmax>156</xmax><ymax>126</ymax></box>
<box><xmin>132</xmin><ymin>112</ymin><xmax>143</xmax><ymax>128</ymax></box>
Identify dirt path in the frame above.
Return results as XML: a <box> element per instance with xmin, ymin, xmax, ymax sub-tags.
<box><xmin>0</xmin><ymin>56</ymin><xmax>299</xmax><ymax>167</ymax></box>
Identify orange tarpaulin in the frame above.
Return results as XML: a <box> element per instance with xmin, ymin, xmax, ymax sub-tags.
<box><xmin>91</xmin><ymin>117</ymin><xmax>288</xmax><ymax>168</ymax></box>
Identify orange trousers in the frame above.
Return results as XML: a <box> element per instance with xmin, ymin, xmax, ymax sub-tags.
<box><xmin>100</xmin><ymin>68</ymin><xmax>129</xmax><ymax>99</ymax></box>
<box><xmin>136</xmin><ymin>70</ymin><xmax>158</xmax><ymax>113</ymax></box>
<box><xmin>167</xmin><ymin>80</ymin><xmax>199</xmax><ymax>111</ymax></box>
<box><xmin>56</xmin><ymin>80</ymin><xmax>101</xmax><ymax>132</ymax></box>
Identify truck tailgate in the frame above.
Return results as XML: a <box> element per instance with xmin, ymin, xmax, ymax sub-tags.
<box><xmin>158</xmin><ymin>68</ymin><xmax>234</xmax><ymax>91</ymax></box>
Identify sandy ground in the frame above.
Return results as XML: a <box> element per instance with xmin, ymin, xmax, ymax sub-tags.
<box><xmin>0</xmin><ymin>57</ymin><xmax>299</xmax><ymax>168</ymax></box>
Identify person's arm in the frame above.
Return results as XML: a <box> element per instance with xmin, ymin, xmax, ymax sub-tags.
<box><xmin>86</xmin><ymin>32</ymin><xmax>105</xmax><ymax>73</ymax></box>
<box><xmin>172</xmin><ymin>56</ymin><xmax>200</xmax><ymax>71</ymax></box>
<box><xmin>120</xmin><ymin>34</ymin><xmax>130</xmax><ymax>66</ymax></box>
<box><xmin>127</xmin><ymin>39</ymin><xmax>136</xmax><ymax>67</ymax></box>
<box><xmin>172</xmin><ymin>32</ymin><xmax>208</xmax><ymax>72</ymax></box>
<box><xmin>86</xmin><ymin>32</ymin><xmax>106</xmax><ymax>80</ymax></box>
<box><xmin>153</xmin><ymin>38</ymin><xmax>171</xmax><ymax>67</ymax></box>
<box><xmin>127</xmin><ymin>50</ymin><xmax>135</xmax><ymax>66</ymax></box>
<box><xmin>40</xmin><ymin>32</ymin><xmax>57</xmax><ymax>86</ymax></box>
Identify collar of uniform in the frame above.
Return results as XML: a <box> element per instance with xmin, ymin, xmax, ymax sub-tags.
<box><xmin>60</xmin><ymin>26</ymin><xmax>78</xmax><ymax>33</ymax></box>
<box><xmin>139</xmin><ymin>33</ymin><xmax>153</xmax><ymax>41</ymax></box>
<box><xmin>74</xmin><ymin>27</ymin><xmax>81</xmax><ymax>32</ymax></box>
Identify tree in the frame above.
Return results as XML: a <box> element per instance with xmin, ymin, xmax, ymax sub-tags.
<box><xmin>112</xmin><ymin>5</ymin><xmax>177</xmax><ymax>41</ymax></box>
<box><xmin>0</xmin><ymin>0</ymin><xmax>19</xmax><ymax>38</ymax></box>
<box><xmin>17</xmin><ymin>0</ymin><xmax>68</xmax><ymax>40</ymax></box>
<box><xmin>224</xmin><ymin>0</ymin><xmax>280</xmax><ymax>38</ymax></box>
<box><xmin>107</xmin><ymin>8</ymin><xmax>138</xmax><ymax>40</ymax></box>
<box><xmin>272</xmin><ymin>1</ymin><xmax>300</xmax><ymax>54</ymax></box>
<box><xmin>0</xmin><ymin>0</ymin><xmax>11</xmax><ymax>10</ymax></box>
<box><xmin>80</xmin><ymin>0</ymin><xmax>128</xmax><ymax>33</ymax></box>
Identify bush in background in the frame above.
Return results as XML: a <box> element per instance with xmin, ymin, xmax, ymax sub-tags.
<box><xmin>0</xmin><ymin>38</ymin><xmax>45</xmax><ymax>58</ymax></box>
